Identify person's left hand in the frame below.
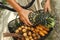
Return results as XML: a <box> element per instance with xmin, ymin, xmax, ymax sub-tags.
<box><xmin>44</xmin><ymin>0</ymin><xmax>51</xmax><ymax>12</ymax></box>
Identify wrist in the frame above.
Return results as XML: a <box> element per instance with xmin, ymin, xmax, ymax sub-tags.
<box><xmin>46</xmin><ymin>0</ymin><xmax>50</xmax><ymax>2</ymax></box>
<box><xmin>18</xmin><ymin>8</ymin><xmax>24</xmax><ymax>13</ymax></box>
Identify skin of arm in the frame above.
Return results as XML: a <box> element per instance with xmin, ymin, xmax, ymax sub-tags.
<box><xmin>6</xmin><ymin>0</ymin><xmax>23</xmax><ymax>13</ymax></box>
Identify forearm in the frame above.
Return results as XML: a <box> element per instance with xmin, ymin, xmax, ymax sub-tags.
<box><xmin>6</xmin><ymin>0</ymin><xmax>23</xmax><ymax>13</ymax></box>
<box><xmin>46</xmin><ymin>0</ymin><xmax>50</xmax><ymax>2</ymax></box>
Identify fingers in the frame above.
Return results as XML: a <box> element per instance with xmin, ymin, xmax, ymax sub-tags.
<box><xmin>25</xmin><ymin>17</ymin><xmax>32</xmax><ymax>26</ymax></box>
<box><xmin>44</xmin><ymin>3</ymin><xmax>51</xmax><ymax>12</ymax></box>
<box><xmin>20</xmin><ymin>16</ymin><xmax>29</xmax><ymax>26</ymax></box>
<box><xmin>44</xmin><ymin>6</ymin><xmax>48</xmax><ymax>12</ymax></box>
<box><xmin>20</xmin><ymin>16</ymin><xmax>32</xmax><ymax>26</ymax></box>
<box><xmin>44</xmin><ymin>6</ymin><xmax>51</xmax><ymax>12</ymax></box>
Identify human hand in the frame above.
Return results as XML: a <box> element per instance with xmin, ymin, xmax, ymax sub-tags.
<box><xmin>44</xmin><ymin>0</ymin><xmax>51</xmax><ymax>12</ymax></box>
<box><xmin>18</xmin><ymin>9</ymin><xmax>32</xmax><ymax>26</ymax></box>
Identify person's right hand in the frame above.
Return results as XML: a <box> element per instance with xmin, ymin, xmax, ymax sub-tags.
<box><xmin>18</xmin><ymin>8</ymin><xmax>32</xmax><ymax>26</ymax></box>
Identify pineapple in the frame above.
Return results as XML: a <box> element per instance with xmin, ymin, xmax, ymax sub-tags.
<box><xmin>28</xmin><ymin>10</ymin><xmax>55</xmax><ymax>28</ymax></box>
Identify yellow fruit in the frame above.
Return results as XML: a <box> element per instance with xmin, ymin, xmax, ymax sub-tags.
<box><xmin>25</xmin><ymin>38</ymin><xmax>29</xmax><ymax>40</ymax></box>
<box><xmin>31</xmin><ymin>27</ymin><xmax>34</xmax><ymax>31</ymax></box>
<box><xmin>29</xmin><ymin>36</ymin><xmax>32</xmax><ymax>39</ymax></box>
<box><xmin>28</xmin><ymin>32</ymin><xmax>32</xmax><ymax>36</ymax></box>
<box><xmin>18</xmin><ymin>27</ymin><xmax>21</xmax><ymax>30</ymax></box>
<box><xmin>30</xmin><ymin>39</ymin><xmax>34</xmax><ymax>40</ymax></box>
<box><xmin>21</xmin><ymin>26</ymin><xmax>24</xmax><ymax>28</ymax></box>
<box><xmin>22</xmin><ymin>29</ymin><xmax>26</xmax><ymax>32</ymax></box>
<box><xmin>32</xmin><ymin>33</ymin><xmax>36</xmax><ymax>37</ymax></box>
<box><xmin>34</xmin><ymin>37</ymin><xmax>37</xmax><ymax>40</ymax></box>
<box><xmin>25</xmin><ymin>26</ymin><xmax>28</xmax><ymax>29</ymax></box>
<box><xmin>23</xmin><ymin>33</ymin><xmax>27</xmax><ymax>37</ymax></box>
<box><xmin>15</xmin><ymin>30</ymin><xmax>19</xmax><ymax>33</ymax></box>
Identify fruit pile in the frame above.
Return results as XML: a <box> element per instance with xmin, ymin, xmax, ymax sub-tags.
<box><xmin>15</xmin><ymin>25</ymin><xmax>49</xmax><ymax>40</ymax></box>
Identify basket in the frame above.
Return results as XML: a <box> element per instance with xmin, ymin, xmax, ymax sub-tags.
<box><xmin>8</xmin><ymin>10</ymin><xmax>55</xmax><ymax>40</ymax></box>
